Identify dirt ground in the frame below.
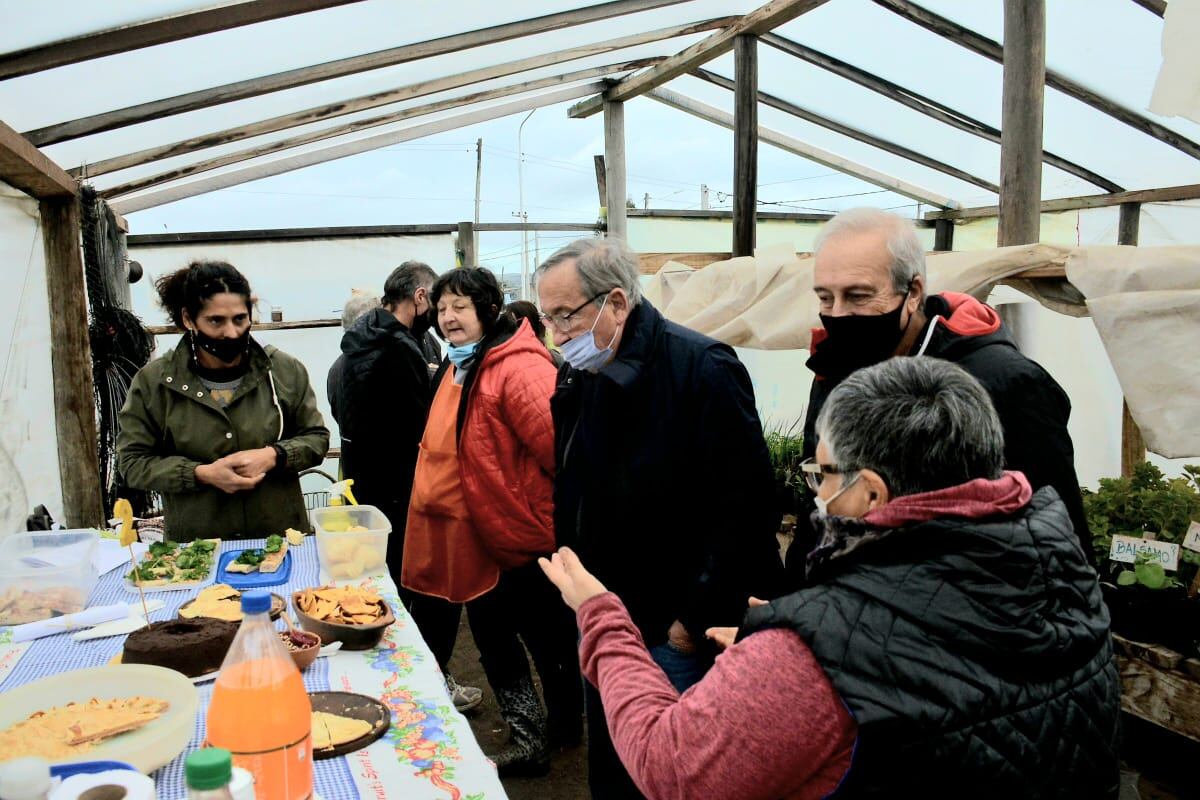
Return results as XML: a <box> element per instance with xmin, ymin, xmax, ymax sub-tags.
<box><xmin>449</xmin><ymin>614</ymin><xmax>589</xmax><ymax>800</ymax></box>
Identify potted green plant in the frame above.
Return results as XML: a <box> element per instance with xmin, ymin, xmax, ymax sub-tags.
<box><xmin>763</xmin><ymin>421</ymin><xmax>806</xmax><ymax>519</ymax></box>
<box><xmin>1084</xmin><ymin>462</ymin><xmax>1200</xmax><ymax>655</ymax></box>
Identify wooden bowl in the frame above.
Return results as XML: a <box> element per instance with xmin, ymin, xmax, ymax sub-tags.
<box><xmin>290</xmin><ymin>591</ymin><xmax>394</xmax><ymax>651</ymax></box>
<box><xmin>278</xmin><ymin>629</ymin><xmax>321</xmax><ymax>671</ymax></box>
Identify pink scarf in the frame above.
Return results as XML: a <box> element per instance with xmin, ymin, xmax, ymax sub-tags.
<box><xmin>863</xmin><ymin>471</ymin><xmax>1033</xmax><ymax>529</ymax></box>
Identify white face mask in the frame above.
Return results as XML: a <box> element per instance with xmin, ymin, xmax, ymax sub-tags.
<box><xmin>814</xmin><ymin>472</ymin><xmax>860</xmax><ymax>517</ymax></box>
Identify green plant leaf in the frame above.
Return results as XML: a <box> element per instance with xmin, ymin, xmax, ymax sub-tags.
<box><xmin>1135</xmin><ymin>561</ymin><xmax>1167</xmax><ymax>589</ymax></box>
<box><xmin>1116</xmin><ymin>570</ymin><xmax>1137</xmax><ymax>586</ymax></box>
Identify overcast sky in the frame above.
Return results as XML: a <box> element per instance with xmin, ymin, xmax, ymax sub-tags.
<box><xmin>5</xmin><ymin>0</ymin><xmax>1199</xmax><ymax>283</ymax></box>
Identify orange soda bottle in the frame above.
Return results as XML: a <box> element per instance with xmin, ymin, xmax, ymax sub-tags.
<box><xmin>207</xmin><ymin>590</ymin><xmax>313</xmax><ymax>800</ymax></box>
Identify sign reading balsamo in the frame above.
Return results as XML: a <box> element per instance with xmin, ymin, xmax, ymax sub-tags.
<box><xmin>1108</xmin><ymin>535</ymin><xmax>1181</xmax><ymax>571</ymax></box>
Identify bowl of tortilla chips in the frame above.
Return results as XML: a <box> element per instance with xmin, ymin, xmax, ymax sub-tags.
<box><xmin>291</xmin><ymin>586</ymin><xmax>394</xmax><ymax>650</ymax></box>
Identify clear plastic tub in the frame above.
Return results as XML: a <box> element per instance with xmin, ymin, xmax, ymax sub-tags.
<box><xmin>0</xmin><ymin>531</ymin><xmax>99</xmax><ymax>625</ymax></box>
<box><xmin>309</xmin><ymin>505</ymin><xmax>391</xmax><ymax>580</ymax></box>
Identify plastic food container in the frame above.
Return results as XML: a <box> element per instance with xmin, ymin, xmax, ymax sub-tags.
<box><xmin>0</xmin><ymin>531</ymin><xmax>99</xmax><ymax>625</ymax></box>
<box><xmin>310</xmin><ymin>505</ymin><xmax>391</xmax><ymax>580</ymax></box>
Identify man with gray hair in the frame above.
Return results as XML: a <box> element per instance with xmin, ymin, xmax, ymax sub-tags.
<box><xmin>536</xmin><ymin>237</ymin><xmax>784</xmax><ymax>799</ymax></box>
<box><xmin>790</xmin><ymin>207</ymin><xmax>1090</xmax><ymax>585</ymax></box>
<box><xmin>327</xmin><ymin>290</ymin><xmax>380</xmax><ymax>420</ymax></box>
<box><xmin>538</xmin><ymin>356</ymin><xmax>1119</xmax><ymax>799</ymax></box>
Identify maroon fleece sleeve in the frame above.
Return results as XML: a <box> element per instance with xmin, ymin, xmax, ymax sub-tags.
<box><xmin>578</xmin><ymin>592</ymin><xmax>855</xmax><ymax>800</ymax></box>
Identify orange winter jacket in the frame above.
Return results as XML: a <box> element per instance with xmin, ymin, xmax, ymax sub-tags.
<box><xmin>458</xmin><ymin>320</ymin><xmax>558</xmax><ymax>569</ymax></box>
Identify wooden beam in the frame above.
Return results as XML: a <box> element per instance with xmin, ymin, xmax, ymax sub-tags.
<box><xmin>24</xmin><ymin>0</ymin><xmax>694</xmax><ymax>146</ymax></box>
<box><xmin>98</xmin><ymin>59</ymin><xmax>662</xmax><ymax>198</ymax></box>
<box><xmin>127</xmin><ymin>222</ymin><xmax>600</xmax><ymax>246</ymax></box>
<box><xmin>1130</xmin><ymin>0</ymin><xmax>1167</xmax><ymax>17</ymax></box>
<box><xmin>0</xmin><ymin>1</ymin><xmax>362</xmax><ymax>81</ymax></box>
<box><xmin>648</xmin><ymin>87</ymin><xmax>961</xmax><ymax>208</ymax></box>
<box><xmin>145</xmin><ymin>318</ymin><xmax>341</xmax><ymax>336</ymax></box>
<box><xmin>1118</xmin><ymin>201</ymin><xmax>1145</xmax><ymax>477</ymax></box>
<box><xmin>568</xmin><ymin>0</ymin><xmax>831</xmax><ymax>118</ymax></box>
<box><xmin>0</xmin><ymin>119</ymin><xmax>76</xmax><ymax>199</ymax></box>
<box><xmin>593</xmin><ymin>155</ymin><xmax>608</xmax><ymax>208</ymax></box>
<box><xmin>457</xmin><ymin>222</ymin><xmax>476</xmax><ymax>267</ymax></box>
<box><xmin>78</xmin><ymin>14</ymin><xmax>736</xmax><ymax>178</ymax></box>
<box><xmin>997</xmin><ymin>0</ymin><xmax>1045</xmax><ymax>247</ymax></box>
<box><xmin>933</xmin><ymin>218</ymin><xmax>954</xmax><ymax>251</ymax></box>
<box><xmin>110</xmin><ymin>84</ymin><xmax>606</xmax><ymax>214</ymax></box>
<box><xmin>924</xmin><ymin>182</ymin><xmax>1200</xmax><ymax>220</ymax></box>
<box><xmin>733</xmin><ymin>36</ymin><xmax>758</xmax><ymax>257</ymax></box>
<box><xmin>760</xmin><ymin>33</ymin><xmax>1121</xmax><ymax>193</ymax></box>
<box><xmin>39</xmin><ymin>198</ymin><xmax>103</xmax><ymax>526</ymax></box>
<box><xmin>872</xmin><ymin>0</ymin><xmax>1200</xmax><ymax>161</ymax></box>
<box><xmin>629</xmin><ymin>208</ymin><xmax>835</xmax><ymax>222</ymax></box>
<box><xmin>604</xmin><ymin>101</ymin><xmax>628</xmax><ymax>240</ymax></box>
<box><xmin>693</xmin><ymin>67</ymin><xmax>1000</xmax><ymax>194</ymax></box>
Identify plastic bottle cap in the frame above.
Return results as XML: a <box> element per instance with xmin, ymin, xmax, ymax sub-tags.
<box><xmin>185</xmin><ymin>748</ymin><xmax>233</xmax><ymax>791</ymax></box>
<box><xmin>0</xmin><ymin>757</ymin><xmax>51</xmax><ymax>800</ymax></box>
<box><xmin>240</xmin><ymin>590</ymin><xmax>271</xmax><ymax>615</ymax></box>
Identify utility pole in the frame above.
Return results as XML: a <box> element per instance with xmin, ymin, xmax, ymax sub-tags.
<box><xmin>643</xmin><ymin>192</ymin><xmax>650</xmax><ymax>210</ymax></box>
<box><xmin>700</xmin><ymin>184</ymin><xmax>710</xmax><ymax>210</ymax></box>
<box><xmin>517</xmin><ymin>110</ymin><xmax>535</xmax><ymax>300</ymax></box>
<box><xmin>474</xmin><ymin>138</ymin><xmax>482</xmax><ymax>259</ymax></box>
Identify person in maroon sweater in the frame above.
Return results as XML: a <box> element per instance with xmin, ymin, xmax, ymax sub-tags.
<box><xmin>540</xmin><ymin>357</ymin><xmax>1119</xmax><ymax>800</ymax></box>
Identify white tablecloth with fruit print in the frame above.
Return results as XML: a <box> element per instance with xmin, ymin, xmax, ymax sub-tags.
<box><xmin>0</xmin><ymin>535</ymin><xmax>507</xmax><ymax>800</ymax></box>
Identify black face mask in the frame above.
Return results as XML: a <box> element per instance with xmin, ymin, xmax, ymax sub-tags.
<box><xmin>192</xmin><ymin>328</ymin><xmax>250</xmax><ymax>364</ymax></box>
<box><xmin>807</xmin><ymin>293</ymin><xmax>913</xmax><ymax>379</ymax></box>
<box><xmin>410</xmin><ymin>306</ymin><xmax>435</xmax><ymax>339</ymax></box>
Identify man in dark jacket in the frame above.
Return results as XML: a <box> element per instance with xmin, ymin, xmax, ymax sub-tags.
<box><xmin>787</xmin><ymin>208</ymin><xmax>1091</xmax><ymax>585</ymax></box>
<box><xmin>536</xmin><ymin>238</ymin><xmax>785</xmax><ymax>799</ymax></box>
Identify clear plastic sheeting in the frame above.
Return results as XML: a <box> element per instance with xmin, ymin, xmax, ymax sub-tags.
<box><xmin>0</xmin><ymin>0</ymin><xmax>1197</xmax><ymax>218</ymax></box>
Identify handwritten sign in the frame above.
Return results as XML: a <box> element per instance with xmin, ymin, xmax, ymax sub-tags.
<box><xmin>1183</xmin><ymin>521</ymin><xmax>1200</xmax><ymax>553</ymax></box>
<box><xmin>1110</xmin><ymin>535</ymin><xmax>1180</xmax><ymax>570</ymax></box>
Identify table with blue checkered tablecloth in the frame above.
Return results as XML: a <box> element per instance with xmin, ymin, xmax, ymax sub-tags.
<box><xmin>0</xmin><ymin>537</ymin><xmax>508</xmax><ymax>800</ymax></box>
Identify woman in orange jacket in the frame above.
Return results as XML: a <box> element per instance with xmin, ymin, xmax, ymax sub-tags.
<box><xmin>404</xmin><ymin>267</ymin><xmax>581</xmax><ymax>775</ymax></box>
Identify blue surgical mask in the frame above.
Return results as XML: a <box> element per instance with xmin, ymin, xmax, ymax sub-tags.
<box><xmin>561</xmin><ymin>294</ymin><xmax>620</xmax><ymax>373</ymax></box>
<box><xmin>447</xmin><ymin>341</ymin><xmax>479</xmax><ymax>368</ymax></box>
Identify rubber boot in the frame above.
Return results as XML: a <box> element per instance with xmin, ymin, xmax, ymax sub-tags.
<box><xmin>490</xmin><ymin>676</ymin><xmax>551</xmax><ymax>777</ymax></box>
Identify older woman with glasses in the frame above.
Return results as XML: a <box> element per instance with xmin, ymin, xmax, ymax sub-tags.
<box><xmin>541</xmin><ymin>356</ymin><xmax>1119</xmax><ymax>800</ymax></box>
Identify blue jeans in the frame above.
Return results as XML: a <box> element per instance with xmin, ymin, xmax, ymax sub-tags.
<box><xmin>648</xmin><ymin>641</ymin><xmax>713</xmax><ymax>693</ymax></box>
<box><xmin>585</xmin><ymin>639</ymin><xmax>714</xmax><ymax>798</ymax></box>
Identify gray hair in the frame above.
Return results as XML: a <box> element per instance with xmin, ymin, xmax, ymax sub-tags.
<box><xmin>341</xmin><ymin>293</ymin><xmax>380</xmax><ymax>330</ymax></box>
<box><xmin>813</xmin><ymin>208</ymin><xmax>926</xmax><ymax>294</ymax></box>
<box><xmin>383</xmin><ymin>261</ymin><xmax>437</xmax><ymax>307</ymax></box>
<box><xmin>534</xmin><ymin>237</ymin><xmax>643</xmax><ymax>307</ymax></box>
<box><xmin>815</xmin><ymin>357</ymin><xmax>1004</xmax><ymax>498</ymax></box>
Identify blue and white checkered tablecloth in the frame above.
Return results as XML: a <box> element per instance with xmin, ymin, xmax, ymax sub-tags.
<box><xmin>0</xmin><ymin>536</ymin><xmax>507</xmax><ymax>800</ymax></box>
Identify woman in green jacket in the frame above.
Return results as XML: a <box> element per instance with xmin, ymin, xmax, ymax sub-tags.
<box><xmin>117</xmin><ymin>260</ymin><xmax>329</xmax><ymax>541</ymax></box>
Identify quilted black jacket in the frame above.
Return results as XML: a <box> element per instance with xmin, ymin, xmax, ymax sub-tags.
<box><xmin>742</xmin><ymin>487</ymin><xmax>1120</xmax><ymax>798</ymax></box>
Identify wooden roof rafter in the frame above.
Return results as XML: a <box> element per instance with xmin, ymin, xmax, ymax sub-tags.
<box><xmin>0</xmin><ymin>0</ymin><xmax>365</xmax><ymax>81</ymax></box>
<box><xmin>99</xmin><ymin>58</ymin><xmax>664</xmax><ymax>199</ymax></box>
<box><xmin>108</xmin><ymin>82</ymin><xmax>609</xmax><ymax>215</ymax></box>
<box><xmin>690</xmin><ymin>67</ymin><xmax>1000</xmax><ymax>194</ymax></box>
<box><xmin>647</xmin><ymin>87</ymin><xmax>961</xmax><ymax>209</ymax></box>
<box><xmin>872</xmin><ymin>0</ymin><xmax>1200</xmax><ymax>161</ymax></box>
<box><xmin>925</xmin><ymin>182</ymin><xmax>1200</xmax><ymax>221</ymax></box>
<box><xmin>568</xmin><ymin>0</ymin><xmax>833</xmax><ymax>119</ymax></box>
<box><xmin>759</xmin><ymin>33</ymin><xmax>1123</xmax><ymax>193</ymax></box>
<box><xmin>76</xmin><ymin>16</ymin><xmax>736</xmax><ymax>179</ymax></box>
<box><xmin>22</xmin><ymin>0</ymin><xmax>695</xmax><ymax>146</ymax></box>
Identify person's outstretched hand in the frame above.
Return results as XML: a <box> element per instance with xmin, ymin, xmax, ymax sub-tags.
<box><xmin>539</xmin><ymin>547</ymin><xmax>608</xmax><ymax>612</ymax></box>
<box><xmin>704</xmin><ymin>596</ymin><xmax>770</xmax><ymax>651</ymax></box>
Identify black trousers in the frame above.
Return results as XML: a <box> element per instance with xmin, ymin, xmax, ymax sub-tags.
<box><xmin>466</xmin><ymin>561</ymin><xmax>584</xmax><ymax>737</ymax></box>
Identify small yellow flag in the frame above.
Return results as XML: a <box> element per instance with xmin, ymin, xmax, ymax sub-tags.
<box><xmin>114</xmin><ymin>498</ymin><xmax>135</xmax><ymax>546</ymax></box>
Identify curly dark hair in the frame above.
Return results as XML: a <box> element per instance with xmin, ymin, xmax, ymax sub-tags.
<box><xmin>153</xmin><ymin>260</ymin><xmax>252</xmax><ymax>328</ymax></box>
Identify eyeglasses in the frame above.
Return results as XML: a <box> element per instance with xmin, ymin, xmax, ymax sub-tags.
<box><xmin>799</xmin><ymin>457</ymin><xmax>850</xmax><ymax>493</ymax></box>
<box><xmin>539</xmin><ymin>291</ymin><xmax>610</xmax><ymax>333</ymax></box>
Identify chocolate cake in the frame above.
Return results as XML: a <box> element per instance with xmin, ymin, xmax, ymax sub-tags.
<box><xmin>122</xmin><ymin>618</ymin><xmax>239</xmax><ymax>677</ymax></box>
